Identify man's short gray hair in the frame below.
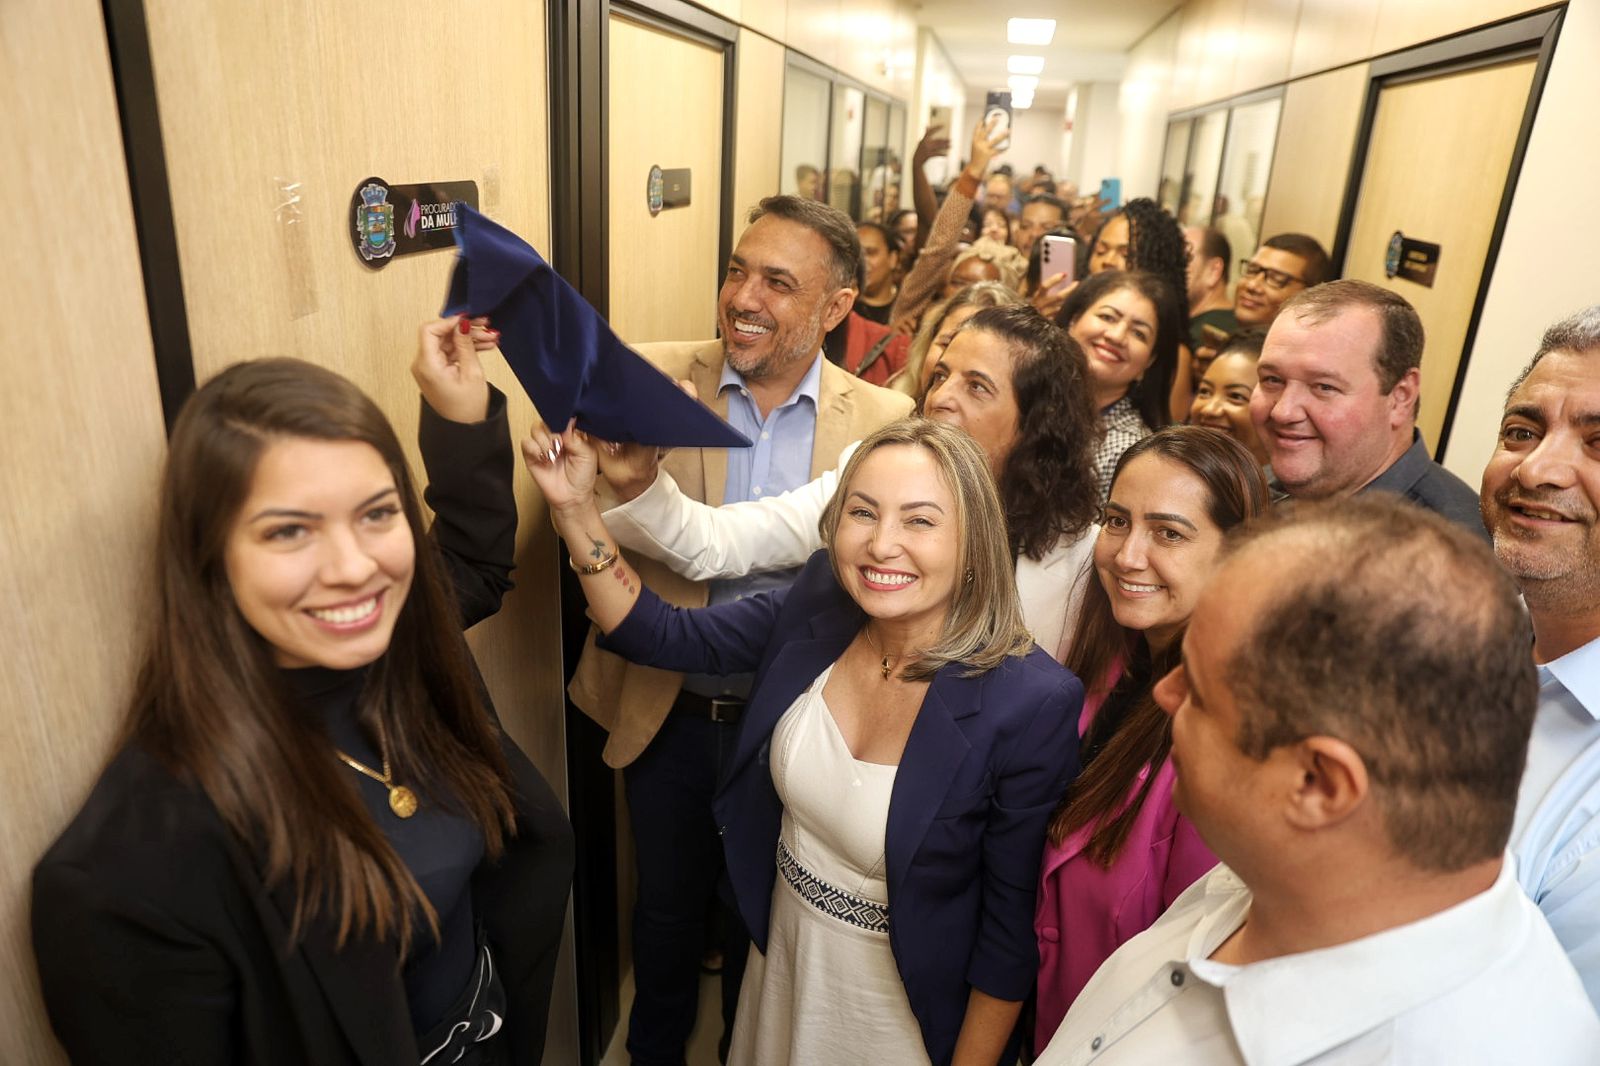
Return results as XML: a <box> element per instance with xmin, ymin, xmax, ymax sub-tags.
<box><xmin>1507</xmin><ymin>305</ymin><xmax>1600</xmax><ymax>398</ymax></box>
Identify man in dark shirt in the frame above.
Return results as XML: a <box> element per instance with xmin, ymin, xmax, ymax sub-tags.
<box><xmin>1184</xmin><ymin>224</ymin><xmax>1237</xmax><ymax>349</ymax></box>
<box><xmin>1249</xmin><ymin>279</ymin><xmax>1486</xmax><ymax>537</ymax></box>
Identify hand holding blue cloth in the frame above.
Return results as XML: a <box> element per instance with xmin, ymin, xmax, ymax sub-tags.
<box><xmin>443</xmin><ymin>204</ymin><xmax>750</xmax><ymax>449</ymax></box>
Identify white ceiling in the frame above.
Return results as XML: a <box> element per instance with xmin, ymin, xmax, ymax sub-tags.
<box><xmin>911</xmin><ymin>0</ymin><xmax>1184</xmax><ymax>108</ymax></box>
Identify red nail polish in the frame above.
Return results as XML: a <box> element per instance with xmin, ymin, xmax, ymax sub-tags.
<box><xmin>458</xmin><ymin>316</ymin><xmax>471</xmax><ymax>335</ymax></box>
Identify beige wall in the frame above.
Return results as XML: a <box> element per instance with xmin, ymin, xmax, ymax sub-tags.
<box><xmin>1444</xmin><ymin>0</ymin><xmax>1600</xmax><ymax>479</ymax></box>
<box><xmin>1121</xmin><ymin>0</ymin><xmax>1557</xmax><ymax>209</ymax></box>
<box><xmin>0</xmin><ymin>3</ymin><xmax>168</xmax><ymax>1061</ymax></box>
<box><xmin>911</xmin><ymin>26</ymin><xmax>970</xmax><ymax>185</ymax></box>
<box><xmin>2</xmin><ymin>1</ymin><xmax>577</xmax><ymax>1062</ymax></box>
<box><xmin>1120</xmin><ymin>12</ymin><xmax>1185</xmax><ymax>205</ymax></box>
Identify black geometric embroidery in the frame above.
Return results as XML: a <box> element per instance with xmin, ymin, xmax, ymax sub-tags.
<box><xmin>776</xmin><ymin>841</ymin><xmax>890</xmax><ymax>933</ymax></box>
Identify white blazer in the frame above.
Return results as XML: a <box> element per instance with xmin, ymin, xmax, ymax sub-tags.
<box><xmin>604</xmin><ymin>441</ymin><xmax>1097</xmax><ymax>662</ymax></box>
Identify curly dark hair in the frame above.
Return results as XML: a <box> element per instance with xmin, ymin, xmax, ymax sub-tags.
<box><xmin>1055</xmin><ymin>269</ymin><xmax>1186</xmax><ymax>433</ymax></box>
<box><xmin>1118</xmin><ymin>197</ymin><xmax>1190</xmax><ymax>317</ymax></box>
<box><xmin>931</xmin><ymin>304</ymin><xmax>1100</xmax><ymax>560</ymax></box>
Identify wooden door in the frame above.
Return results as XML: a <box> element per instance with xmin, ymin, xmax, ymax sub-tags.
<box><xmin>137</xmin><ymin>2</ymin><xmax>575</xmax><ymax>1061</ymax></box>
<box><xmin>608</xmin><ymin>13</ymin><xmax>725</xmax><ymax>344</ymax></box>
<box><xmin>1342</xmin><ymin>56</ymin><xmax>1536</xmax><ymax>450</ymax></box>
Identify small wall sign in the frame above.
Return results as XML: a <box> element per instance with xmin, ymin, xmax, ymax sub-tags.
<box><xmin>660</xmin><ymin>168</ymin><xmax>691</xmax><ymax>210</ymax></box>
<box><xmin>350</xmin><ymin>177</ymin><xmax>480</xmax><ymax>268</ymax></box>
<box><xmin>1385</xmin><ymin>230</ymin><xmax>1441</xmax><ymax>288</ymax></box>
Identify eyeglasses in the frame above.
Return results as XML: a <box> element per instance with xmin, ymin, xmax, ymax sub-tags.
<box><xmin>1239</xmin><ymin>259</ymin><xmax>1308</xmax><ymax>290</ymax></box>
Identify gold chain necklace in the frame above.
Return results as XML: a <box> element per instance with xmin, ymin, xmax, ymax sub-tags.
<box><xmin>335</xmin><ymin>731</ymin><xmax>418</xmax><ymax>818</ymax></box>
<box><xmin>862</xmin><ymin>626</ymin><xmax>901</xmax><ymax>681</ymax></box>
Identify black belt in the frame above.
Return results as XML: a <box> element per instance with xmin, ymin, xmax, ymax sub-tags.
<box><xmin>673</xmin><ymin>690</ymin><xmax>746</xmax><ymax>723</ymax></box>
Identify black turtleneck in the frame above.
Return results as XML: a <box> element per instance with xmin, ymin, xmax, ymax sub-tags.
<box><xmin>1079</xmin><ymin>641</ymin><xmax>1155</xmax><ymax>769</ymax></box>
<box><xmin>284</xmin><ymin>665</ymin><xmax>484</xmax><ymax>1036</ymax></box>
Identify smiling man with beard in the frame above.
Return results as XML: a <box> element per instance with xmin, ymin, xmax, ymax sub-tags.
<box><xmin>567</xmin><ymin>194</ymin><xmax>912</xmax><ymax>1064</ymax></box>
<box><xmin>1481</xmin><ymin>305</ymin><xmax>1600</xmax><ymax>1011</ymax></box>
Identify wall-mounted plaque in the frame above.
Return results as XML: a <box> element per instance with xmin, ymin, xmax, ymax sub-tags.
<box><xmin>350</xmin><ymin>177</ymin><xmax>480</xmax><ymax>269</ymax></box>
<box><xmin>660</xmin><ymin>168</ymin><xmax>691</xmax><ymax>209</ymax></box>
<box><xmin>1384</xmin><ymin>230</ymin><xmax>1441</xmax><ymax>288</ymax></box>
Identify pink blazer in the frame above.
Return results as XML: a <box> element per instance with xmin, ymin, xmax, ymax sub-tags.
<box><xmin>1032</xmin><ymin>675</ymin><xmax>1217</xmax><ymax>1050</ymax></box>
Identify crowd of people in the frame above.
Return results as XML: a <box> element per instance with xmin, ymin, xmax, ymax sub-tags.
<box><xmin>28</xmin><ymin>114</ymin><xmax>1600</xmax><ymax>1066</ymax></box>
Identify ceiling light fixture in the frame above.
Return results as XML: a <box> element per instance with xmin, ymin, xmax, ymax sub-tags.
<box><xmin>1008</xmin><ymin>55</ymin><xmax>1045</xmax><ymax>75</ymax></box>
<box><xmin>1008</xmin><ymin>75</ymin><xmax>1040</xmax><ymax>95</ymax></box>
<box><xmin>1007</xmin><ymin>18</ymin><xmax>1056</xmax><ymax>46</ymax></box>
<box><xmin>1012</xmin><ymin>95</ymin><xmax>1034</xmax><ymax>110</ymax></box>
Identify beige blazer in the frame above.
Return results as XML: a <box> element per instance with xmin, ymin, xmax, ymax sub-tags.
<box><xmin>568</xmin><ymin>339</ymin><xmax>915</xmax><ymax>767</ymax></box>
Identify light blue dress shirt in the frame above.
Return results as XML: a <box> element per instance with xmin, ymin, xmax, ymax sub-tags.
<box><xmin>1511</xmin><ymin>634</ymin><xmax>1600</xmax><ymax>1010</ymax></box>
<box><xmin>681</xmin><ymin>353</ymin><xmax>822</xmax><ymax>699</ymax></box>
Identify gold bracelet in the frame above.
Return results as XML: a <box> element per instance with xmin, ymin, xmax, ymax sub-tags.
<box><xmin>569</xmin><ymin>547</ymin><xmax>620</xmax><ymax>575</ymax></box>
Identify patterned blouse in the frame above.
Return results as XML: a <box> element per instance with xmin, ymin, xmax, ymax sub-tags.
<box><xmin>1094</xmin><ymin>395</ymin><xmax>1152</xmax><ymax>500</ymax></box>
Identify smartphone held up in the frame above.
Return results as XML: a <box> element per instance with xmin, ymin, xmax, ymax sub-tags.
<box><xmin>1040</xmin><ymin>234</ymin><xmax>1077</xmax><ymax>295</ymax></box>
<box><xmin>983</xmin><ymin>90</ymin><xmax>1013</xmax><ymax>152</ymax></box>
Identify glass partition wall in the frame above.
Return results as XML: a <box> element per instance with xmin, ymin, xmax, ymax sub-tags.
<box><xmin>829</xmin><ymin>84</ymin><xmax>866</xmax><ymax>217</ymax></box>
<box><xmin>780</xmin><ymin>63</ymin><xmax>831</xmax><ymax>201</ymax></box>
<box><xmin>1160</xmin><ymin>89</ymin><xmax>1284</xmax><ymax>249</ymax></box>
<box><xmin>779</xmin><ymin>53</ymin><xmax>908</xmax><ymax>223</ymax></box>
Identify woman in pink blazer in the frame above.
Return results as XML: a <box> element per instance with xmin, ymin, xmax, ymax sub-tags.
<box><xmin>1033</xmin><ymin>427</ymin><xmax>1270</xmax><ymax>1049</ymax></box>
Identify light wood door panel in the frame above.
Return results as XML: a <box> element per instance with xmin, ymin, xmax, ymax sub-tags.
<box><xmin>1259</xmin><ymin>63</ymin><xmax>1369</xmax><ymax>250</ymax></box>
<box><xmin>1</xmin><ymin>2</ymin><xmax>169</xmax><ymax>1061</ymax></box>
<box><xmin>1343</xmin><ymin>57</ymin><xmax>1536</xmax><ymax>451</ymax></box>
<box><xmin>733</xmin><ymin>29</ymin><xmax>786</xmax><ymax>241</ymax></box>
<box><xmin>140</xmin><ymin>2</ymin><xmax>575</xmax><ymax>1060</ymax></box>
<box><xmin>608</xmin><ymin>14</ymin><xmax>725</xmax><ymax>344</ymax></box>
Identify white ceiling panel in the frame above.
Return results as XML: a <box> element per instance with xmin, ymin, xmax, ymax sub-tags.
<box><xmin>914</xmin><ymin>0</ymin><xmax>1183</xmax><ymax>106</ymax></box>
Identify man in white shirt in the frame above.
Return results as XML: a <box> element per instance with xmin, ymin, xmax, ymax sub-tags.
<box><xmin>1480</xmin><ymin>305</ymin><xmax>1600</xmax><ymax>1009</ymax></box>
<box><xmin>1037</xmin><ymin>497</ymin><xmax>1599</xmax><ymax>1065</ymax></box>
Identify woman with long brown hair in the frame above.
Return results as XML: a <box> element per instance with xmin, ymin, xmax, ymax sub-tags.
<box><xmin>1032</xmin><ymin>425</ymin><xmax>1269</xmax><ymax>1050</ymax></box>
<box><xmin>32</xmin><ymin>318</ymin><xmax>573</xmax><ymax>1065</ymax></box>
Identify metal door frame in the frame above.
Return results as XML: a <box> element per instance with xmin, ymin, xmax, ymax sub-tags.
<box><xmin>1329</xmin><ymin>7</ymin><xmax>1565</xmax><ymax>460</ymax></box>
<box><xmin>546</xmin><ymin>2</ymin><xmax>738</xmax><ymax>1061</ymax></box>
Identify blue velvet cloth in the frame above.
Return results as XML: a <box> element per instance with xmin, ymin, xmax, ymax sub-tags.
<box><xmin>442</xmin><ymin>204</ymin><xmax>750</xmax><ymax>449</ymax></box>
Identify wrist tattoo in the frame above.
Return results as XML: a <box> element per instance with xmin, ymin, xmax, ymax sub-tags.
<box><xmin>589</xmin><ymin>536</ymin><xmax>608</xmax><ymax>561</ymax></box>
<box><xmin>613</xmin><ymin>564</ymin><xmax>633</xmax><ymax>593</ymax></box>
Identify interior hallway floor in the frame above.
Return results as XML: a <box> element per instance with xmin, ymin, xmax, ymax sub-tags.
<box><xmin>600</xmin><ymin>969</ymin><xmax>725</xmax><ymax>1066</ymax></box>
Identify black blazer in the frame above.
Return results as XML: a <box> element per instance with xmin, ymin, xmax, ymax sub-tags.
<box><xmin>32</xmin><ymin>391</ymin><xmax>575</xmax><ymax>1066</ymax></box>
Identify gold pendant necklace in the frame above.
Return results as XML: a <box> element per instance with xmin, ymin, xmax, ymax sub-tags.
<box><xmin>862</xmin><ymin>626</ymin><xmax>898</xmax><ymax>681</ymax></box>
<box><xmin>335</xmin><ymin>739</ymin><xmax>418</xmax><ymax>818</ymax></box>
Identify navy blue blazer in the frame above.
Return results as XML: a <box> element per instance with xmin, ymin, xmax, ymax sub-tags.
<box><xmin>599</xmin><ymin>550</ymin><xmax>1083</xmax><ymax>1065</ymax></box>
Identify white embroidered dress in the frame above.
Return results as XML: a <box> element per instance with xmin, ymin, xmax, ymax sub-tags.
<box><xmin>727</xmin><ymin>664</ymin><xmax>931</xmax><ymax>1065</ymax></box>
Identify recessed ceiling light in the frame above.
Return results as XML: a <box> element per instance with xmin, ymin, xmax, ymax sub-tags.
<box><xmin>1012</xmin><ymin>95</ymin><xmax>1034</xmax><ymax>110</ymax></box>
<box><xmin>1008</xmin><ymin>18</ymin><xmax>1056</xmax><ymax>46</ymax></box>
<box><xmin>1008</xmin><ymin>75</ymin><xmax>1040</xmax><ymax>94</ymax></box>
<box><xmin>1008</xmin><ymin>55</ymin><xmax>1045</xmax><ymax>75</ymax></box>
